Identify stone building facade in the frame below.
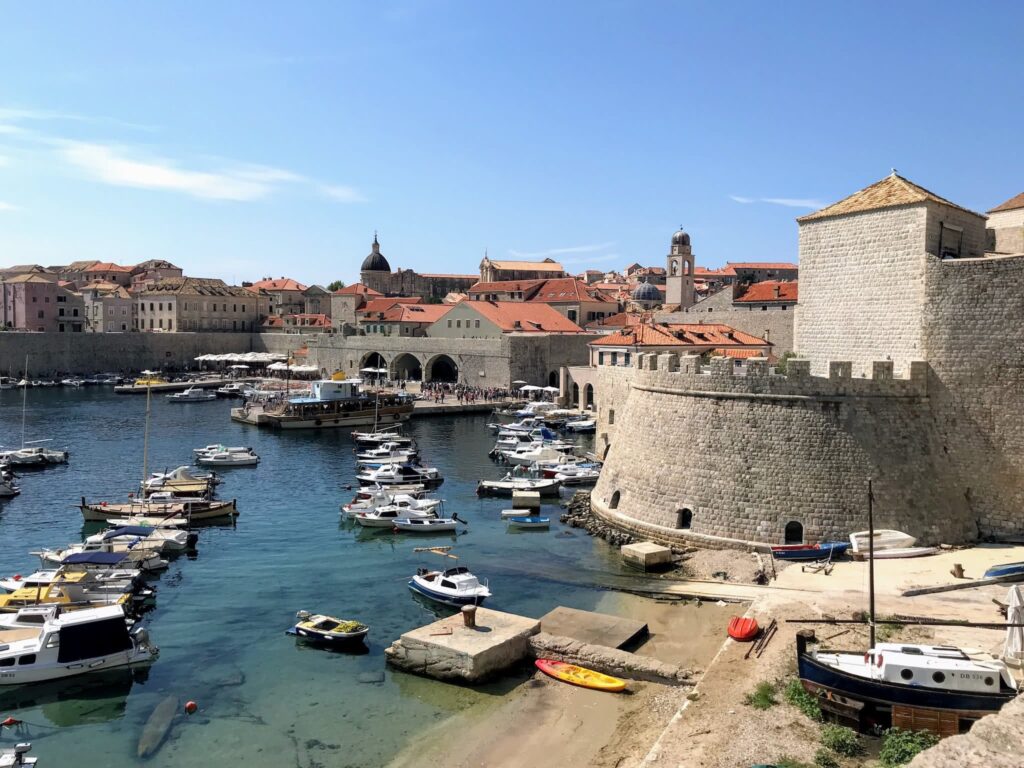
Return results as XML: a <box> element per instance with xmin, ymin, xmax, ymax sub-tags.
<box><xmin>587</xmin><ymin>173</ymin><xmax>1024</xmax><ymax>547</ymax></box>
<box><xmin>136</xmin><ymin>278</ymin><xmax>267</xmax><ymax>332</ymax></box>
<box><xmin>358</xmin><ymin>236</ymin><xmax>478</xmax><ymax>300</ymax></box>
<box><xmin>987</xmin><ymin>192</ymin><xmax>1024</xmax><ymax>254</ymax></box>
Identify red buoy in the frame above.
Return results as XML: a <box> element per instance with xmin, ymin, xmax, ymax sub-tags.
<box><xmin>184</xmin><ymin>701</ymin><xmax>198</xmax><ymax>715</ymax></box>
<box><xmin>727</xmin><ymin>616</ymin><xmax>760</xmax><ymax>642</ymax></box>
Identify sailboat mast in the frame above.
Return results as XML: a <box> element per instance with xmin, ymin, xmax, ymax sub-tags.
<box><xmin>142</xmin><ymin>383</ymin><xmax>152</xmax><ymax>495</ymax></box>
<box><xmin>868</xmin><ymin>477</ymin><xmax>876</xmax><ymax>649</ymax></box>
<box><xmin>20</xmin><ymin>355</ymin><xmax>28</xmax><ymax>448</ymax></box>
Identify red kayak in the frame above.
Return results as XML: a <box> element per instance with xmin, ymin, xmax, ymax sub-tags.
<box><xmin>728</xmin><ymin>616</ymin><xmax>759</xmax><ymax>642</ymax></box>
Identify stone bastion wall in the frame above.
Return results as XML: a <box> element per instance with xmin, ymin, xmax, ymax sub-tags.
<box><xmin>590</xmin><ymin>354</ymin><xmax>979</xmax><ymax>547</ymax></box>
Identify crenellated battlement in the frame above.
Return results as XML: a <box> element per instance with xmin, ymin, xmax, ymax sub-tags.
<box><xmin>629</xmin><ymin>352</ymin><xmax>928</xmax><ymax>400</ymax></box>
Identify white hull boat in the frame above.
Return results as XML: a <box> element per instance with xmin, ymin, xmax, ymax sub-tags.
<box><xmin>355</xmin><ymin>506</ymin><xmax>437</xmax><ymax>528</ymax></box>
<box><xmin>36</xmin><ymin>543</ymin><xmax>168</xmax><ymax>572</ymax></box>
<box><xmin>849</xmin><ymin>529</ymin><xmax>938</xmax><ymax>559</ymax></box>
<box><xmin>393</xmin><ymin>518</ymin><xmax>458</xmax><ymax>533</ymax></box>
<box><xmin>357</xmin><ymin>464</ymin><xmax>443</xmax><ymax>488</ymax></box>
<box><xmin>85</xmin><ymin>525</ymin><xmax>192</xmax><ymax>552</ymax></box>
<box><xmin>554</xmin><ymin>467</ymin><xmax>600</xmax><ymax>486</ymax></box>
<box><xmin>408</xmin><ymin>566</ymin><xmax>490</xmax><ymax>607</ymax></box>
<box><xmin>0</xmin><ymin>604</ymin><xmax>156</xmax><ymax>685</ymax></box>
<box><xmin>564</xmin><ymin>419</ymin><xmax>596</xmax><ymax>433</ymax></box>
<box><xmin>476</xmin><ymin>476</ymin><xmax>561</xmax><ymax>497</ymax></box>
<box><xmin>352</xmin><ymin>430</ymin><xmax>414</xmax><ymax>447</ymax></box>
<box><xmin>196</xmin><ymin>450</ymin><xmax>259</xmax><ymax>466</ymax></box>
<box><xmin>0</xmin><ymin>480</ymin><xmax>19</xmax><ymax>498</ymax></box>
<box><xmin>167</xmin><ymin>386</ymin><xmax>217</xmax><ymax>402</ymax></box>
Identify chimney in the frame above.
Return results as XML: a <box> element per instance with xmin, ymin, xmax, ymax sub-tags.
<box><xmin>773</xmin><ymin>284</ymin><xmax>781</xmax><ymax>299</ymax></box>
<box><xmin>513</xmin><ymin>320</ymin><xmax>522</xmax><ymax>329</ymax></box>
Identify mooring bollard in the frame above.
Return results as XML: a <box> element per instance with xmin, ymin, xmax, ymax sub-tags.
<box><xmin>951</xmin><ymin>563</ymin><xmax>965</xmax><ymax>579</ymax></box>
<box><xmin>462</xmin><ymin>604</ymin><xmax>477</xmax><ymax>628</ymax></box>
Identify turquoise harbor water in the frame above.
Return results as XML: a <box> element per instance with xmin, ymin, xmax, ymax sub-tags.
<box><xmin>0</xmin><ymin>387</ymin><xmax>643</xmax><ymax>766</ymax></box>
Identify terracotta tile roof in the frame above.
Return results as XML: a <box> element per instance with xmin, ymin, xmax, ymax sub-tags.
<box><xmin>382</xmin><ymin>303</ymin><xmax>454</xmax><ymax>324</ymax></box>
<box><xmin>459</xmin><ymin>301</ymin><xmax>584</xmax><ymax>333</ymax></box>
<box><xmin>86</xmin><ymin>262</ymin><xmax>133</xmax><ymax>273</ymax></box>
<box><xmin>79</xmin><ymin>279</ymin><xmax>123</xmax><ymax>292</ymax></box>
<box><xmin>592</xmin><ymin>321</ymin><xmax>769</xmax><ymax>348</ymax></box>
<box><xmin>727</xmin><ymin>262</ymin><xmax>798</xmax><ymax>271</ymax></box>
<box><xmin>712</xmin><ymin>348</ymin><xmax>770</xmax><ymax>359</ymax></box>
<box><xmin>360</xmin><ymin>297</ymin><xmax>422</xmax><ymax>315</ymax></box>
<box><xmin>2</xmin><ymin>274</ymin><xmax>54</xmax><ymax>284</ymax></box>
<box><xmin>734</xmin><ymin>280</ymin><xmax>798</xmax><ymax>303</ymax></box>
<box><xmin>528</xmin><ymin>277</ymin><xmax>618</xmax><ymax>304</ymax></box>
<box><xmin>486</xmin><ymin>259</ymin><xmax>565</xmax><ymax>272</ymax></box>
<box><xmin>250</xmin><ymin>277</ymin><xmax>308</xmax><ymax>291</ymax></box>
<box><xmin>333</xmin><ymin>283</ymin><xmax>382</xmax><ymax>297</ymax></box>
<box><xmin>798</xmin><ymin>173</ymin><xmax>982</xmax><ymax>222</ymax></box>
<box><xmin>262</xmin><ymin>315</ymin><xmax>284</xmax><ymax>327</ymax></box>
<box><xmin>140</xmin><ymin>277</ymin><xmax>257</xmax><ymax>297</ymax></box>
<box><xmin>286</xmin><ymin>313</ymin><xmax>332</xmax><ymax>327</ymax></box>
<box><xmin>469</xmin><ymin>279</ymin><xmax>545</xmax><ymax>295</ymax></box>
<box><xmin>989</xmin><ymin>192</ymin><xmax>1024</xmax><ymax>214</ymax></box>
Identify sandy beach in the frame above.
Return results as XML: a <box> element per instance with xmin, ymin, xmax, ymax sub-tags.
<box><xmin>388</xmin><ymin>544</ymin><xmax>1024</xmax><ymax>768</ymax></box>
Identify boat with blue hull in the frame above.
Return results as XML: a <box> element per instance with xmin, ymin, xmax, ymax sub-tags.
<box><xmin>983</xmin><ymin>561</ymin><xmax>1024</xmax><ymax>580</ymax></box>
<box><xmin>771</xmin><ymin>542</ymin><xmax>849</xmax><ymax>561</ymax></box>
<box><xmin>408</xmin><ymin>566</ymin><xmax>490</xmax><ymax>608</ymax></box>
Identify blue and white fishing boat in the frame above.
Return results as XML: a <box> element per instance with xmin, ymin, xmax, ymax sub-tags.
<box><xmin>408</xmin><ymin>565</ymin><xmax>491</xmax><ymax>607</ymax></box>
<box><xmin>984</xmin><ymin>561</ymin><xmax>1024</xmax><ymax>580</ymax></box>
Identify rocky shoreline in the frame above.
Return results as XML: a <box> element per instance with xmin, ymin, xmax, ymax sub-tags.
<box><xmin>560</xmin><ymin>491</ymin><xmax>638</xmax><ymax>547</ymax></box>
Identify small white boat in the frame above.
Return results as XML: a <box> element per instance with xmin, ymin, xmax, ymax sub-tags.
<box><xmin>341</xmin><ymin>490</ymin><xmax>430</xmax><ymax>517</ymax></box>
<box><xmin>356</xmin><ymin>442</ymin><xmax>419</xmax><ymax>463</ymax></box>
<box><xmin>85</xmin><ymin>525</ymin><xmax>192</xmax><ymax>552</ymax></box>
<box><xmin>564</xmin><ymin>419</ymin><xmax>596</xmax><ymax>433</ymax></box>
<box><xmin>145</xmin><ymin>466</ymin><xmax>222</xmax><ymax>489</ymax></box>
<box><xmin>0</xmin><ymin>446</ymin><xmax>69</xmax><ymax>466</ymax></box>
<box><xmin>196</xmin><ymin>450</ymin><xmax>259</xmax><ymax>467</ymax></box>
<box><xmin>0</xmin><ymin>604</ymin><xmax>156</xmax><ymax>685</ymax></box>
<box><xmin>0</xmin><ymin>479</ymin><xmax>20</xmax><ymax>498</ymax></box>
<box><xmin>357</xmin><ymin>463</ymin><xmax>443</xmax><ymax>488</ymax></box>
<box><xmin>392</xmin><ymin>517</ymin><xmax>459</xmax><ymax>533</ymax></box>
<box><xmin>193</xmin><ymin>444</ymin><xmax>253</xmax><ymax>455</ymax></box>
<box><xmin>355</xmin><ymin>505</ymin><xmax>437</xmax><ymax>528</ymax></box>
<box><xmin>167</xmin><ymin>386</ymin><xmax>217</xmax><ymax>402</ymax></box>
<box><xmin>501</xmin><ymin>444</ymin><xmax>573</xmax><ymax>467</ymax></box>
<box><xmin>408</xmin><ymin>566</ymin><xmax>491</xmax><ymax>607</ymax></box>
<box><xmin>351</xmin><ymin>429</ymin><xmax>414</xmax><ymax>447</ymax></box>
<box><xmin>848</xmin><ymin>529</ymin><xmax>938</xmax><ymax>559</ymax></box>
<box><xmin>554</xmin><ymin>467</ymin><xmax>601</xmax><ymax>486</ymax></box>
<box><xmin>215</xmin><ymin>382</ymin><xmax>249</xmax><ymax>398</ymax></box>
<box><xmin>61</xmin><ymin>378</ymin><xmax>84</xmax><ymax>387</ymax></box>
<box><xmin>476</xmin><ymin>475</ymin><xmax>561</xmax><ymax>497</ymax></box>
<box><xmin>36</xmin><ymin>541</ymin><xmax>168</xmax><ymax>572</ymax></box>
<box><xmin>506</xmin><ymin>516</ymin><xmax>550</xmax><ymax>529</ymax></box>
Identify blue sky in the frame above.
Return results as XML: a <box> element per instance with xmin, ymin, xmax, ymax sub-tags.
<box><xmin>1</xmin><ymin>1</ymin><xmax>1021</xmax><ymax>285</ymax></box>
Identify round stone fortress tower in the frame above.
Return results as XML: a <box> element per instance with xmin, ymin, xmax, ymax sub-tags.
<box><xmin>591</xmin><ymin>174</ymin><xmax>1024</xmax><ymax>547</ymax></box>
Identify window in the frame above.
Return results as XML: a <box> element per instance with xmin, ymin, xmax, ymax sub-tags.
<box><xmin>671</xmin><ymin>259</ymin><xmax>679</xmax><ymax>276</ymax></box>
<box><xmin>608</xmin><ymin>409</ymin><xmax>615</xmax><ymax>425</ymax></box>
<box><xmin>447</xmin><ymin>319</ymin><xmax>452</xmax><ymax>327</ymax></box>
<box><xmin>44</xmin><ymin>296</ymin><xmax>50</xmax><ymax>303</ymax></box>
<box><xmin>59</xmin><ymin>323</ymin><xmax>65</xmax><ymax>332</ymax></box>
<box><xmin>158</xmin><ymin>318</ymin><xmax>164</xmax><ymax>329</ymax></box>
<box><xmin>37</xmin><ymin>310</ymin><xmax>44</xmax><ymax>318</ymax></box>
<box><xmin>900</xmin><ymin>668</ymin><xmax>914</xmax><ymax>681</ymax></box>
<box><xmin>441</xmin><ymin>580</ymin><xmax>456</xmax><ymax>589</ymax></box>
<box><xmin>939</xmin><ymin>222</ymin><xmax>964</xmax><ymax>259</ymax></box>
<box><xmin>611</xmin><ymin>352</ymin><xmax>618</xmax><ymax>365</ymax></box>
<box><xmin>456</xmin><ymin>320</ymin><xmax>461</xmax><ymax>328</ymax></box>
<box><xmin>233</xmin><ymin>304</ymin><xmax>237</xmax><ymax>312</ymax></box>
<box><xmin>609</xmin><ymin>491</ymin><xmax>620</xmax><ymax>509</ymax></box>
<box><xmin>568</xmin><ymin>309</ymin><xmax>577</xmax><ymax>322</ymax></box>
<box><xmin>242</xmin><ymin>304</ymin><xmax>246</xmax><ymax>312</ymax></box>
<box><xmin>59</xmin><ymin>308</ymin><xmax>65</xmax><ymax>317</ymax></box>
<box><xmin>168</xmin><ymin>319</ymin><xmax>173</xmax><ymax>330</ymax></box>
<box><xmin>32</xmin><ymin>296</ymin><xmax>37</xmax><ymax>303</ymax></box>
<box><xmin>762</xmin><ymin>305</ymin><xmax>768</xmax><ymax>311</ymax></box>
<box><xmin>150</xmin><ymin>303</ymin><xmax>154</xmax><ymax>312</ymax></box>
<box><xmin>624</xmin><ymin>353</ymin><xmax>630</xmax><ymax>366</ymax></box>
<box><xmin>108</xmin><ymin>307</ymin><xmax>113</xmax><ymax>316</ymax></box>
<box><xmin>0</xmin><ymin>658</ymin><xmax>13</xmax><ymax>667</ymax></box>
<box><xmin>677</xmin><ymin>509</ymin><xmax>693</xmax><ymax>529</ymax></box>
<box><xmin>475</xmin><ymin>320</ymin><xmax>480</xmax><ymax>328</ymax></box>
<box><xmin>159</xmin><ymin>302</ymin><xmax>163</xmax><ymax>311</ymax></box>
<box><xmin>18</xmin><ymin>654</ymin><xmax>36</xmax><ymax>665</ymax></box>
<box><xmin>932</xmin><ymin>671</ymin><xmax>946</xmax><ymax>684</ymax></box>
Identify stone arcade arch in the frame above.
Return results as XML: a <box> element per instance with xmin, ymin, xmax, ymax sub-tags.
<box><xmin>548</xmin><ymin>371</ymin><xmax>558</xmax><ymax>388</ymax></box>
<box><xmin>584</xmin><ymin>384</ymin><xmax>595</xmax><ymax>409</ymax></box>
<box><xmin>426</xmin><ymin>354</ymin><xmax>459</xmax><ymax>383</ymax></box>
<box><xmin>391</xmin><ymin>353</ymin><xmax>423</xmax><ymax>381</ymax></box>
<box><xmin>359</xmin><ymin>351</ymin><xmax>388</xmax><ymax>373</ymax></box>
<box><xmin>784</xmin><ymin>520</ymin><xmax>804</xmax><ymax>544</ymax></box>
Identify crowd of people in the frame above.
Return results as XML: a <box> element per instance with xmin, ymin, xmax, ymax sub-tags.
<box><xmin>419</xmin><ymin>381</ymin><xmax>518</xmax><ymax>404</ymax></box>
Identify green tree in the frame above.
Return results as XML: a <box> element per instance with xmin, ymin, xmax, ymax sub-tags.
<box><xmin>327</xmin><ymin>280</ymin><xmax>346</xmax><ymax>292</ymax></box>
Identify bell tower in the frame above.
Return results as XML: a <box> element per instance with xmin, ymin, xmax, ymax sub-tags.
<box><xmin>665</xmin><ymin>226</ymin><xmax>695</xmax><ymax>308</ymax></box>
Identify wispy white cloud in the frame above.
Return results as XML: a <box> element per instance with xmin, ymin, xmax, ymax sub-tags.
<box><xmin>509</xmin><ymin>241</ymin><xmax>616</xmax><ymax>259</ymax></box>
<box><xmin>321</xmin><ymin>184</ymin><xmax>368</xmax><ymax>203</ymax></box>
<box><xmin>0</xmin><ymin>106</ymin><xmax>157</xmax><ymax>133</ymax></box>
<box><xmin>60</xmin><ymin>142</ymin><xmax>272</xmax><ymax>201</ymax></box>
<box><xmin>730</xmin><ymin>194</ymin><xmax>824</xmax><ymax>209</ymax></box>
<box><xmin>0</xmin><ymin>201</ymin><xmax>22</xmax><ymax>212</ymax></box>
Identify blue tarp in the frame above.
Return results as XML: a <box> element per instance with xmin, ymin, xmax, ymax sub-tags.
<box><xmin>103</xmin><ymin>526</ymin><xmax>154</xmax><ymax>540</ymax></box>
<box><xmin>61</xmin><ymin>552</ymin><xmax>127</xmax><ymax>566</ymax></box>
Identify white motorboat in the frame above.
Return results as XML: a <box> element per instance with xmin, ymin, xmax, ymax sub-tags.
<box><xmin>106</xmin><ymin>515</ymin><xmax>188</xmax><ymax>529</ymax></box>
<box><xmin>61</xmin><ymin>378</ymin><xmax>84</xmax><ymax>387</ymax></box>
<box><xmin>357</xmin><ymin>463</ymin><xmax>443</xmax><ymax>488</ymax></box>
<box><xmin>0</xmin><ymin>479</ymin><xmax>19</xmax><ymax>498</ymax></box>
<box><xmin>85</xmin><ymin>525</ymin><xmax>193</xmax><ymax>552</ymax></box>
<box><xmin>342</xmin><ymin>490</ymin><xmax>430</xmax><ymax>517</ymax></box>
<box><xmin>500</xmin><ymin>444</ymin><xmax>573</xmax><ymax>467</ymax></box>
<box><xmin>0</xmin><ymin>742</ymin><xmax>38</xmax><ymax>766</ymax></box>
<box><xmin>192</xmin><ymin>444</ymin><xmax>253</xmax><ymax>455</ymax></box>
<box><xmin>0</xmin><ymin>567</ymin><xmax>141</xmax><ymax>595</ymax></box>
<box><xmin>553</xmin><ymin>467</ymin><xmax>601</xmax><ymax>486</ymax></box>
<box><xmin>408</xmin><ymin>566</ymin><xmax>491</xmax><ymax>607</ymax></box>
<box><xmin>36</xmin><ymin>540</ymin><xmax>168</xmax><ymax>572</ymax></box>
<box><xmin>196</xmin><ymin>450</ymin><xmax>259</xmax><ymax>467</ymax></box>
<box><xmin>848</xmin><ymin>529</ymin><xmax>939</xmax><ymax>559</ymax></box>
<box><xmin>393</xmin><ymin>517</ymin><xmax>459</xmax><ymax>533</ymax></box>
<box><xmin>215</xmin><ymin>382</ymin><xmax>249</xmax><ymax>398</ymax></box>
<box><xmin>351</xmin><ymin>428</ymin><xmax>414</xmax><ymax>447</ymax></box>
<box><xmin>476</xmin><ymin>475</ymin><xmax>561</xmax><ymax>497</ymax></box>
<box><xmin>564</xmin><ymin>418</ymin><xmax>596</xmax><ymax>433</ymax></box>
<box><xmin>0</xmin><ymin>604</ymin><xmax>157</xmax><ymax>685</ymax></box>
<box><xmin>167</xmin><ymin>386</ymin><xmax>217</xmax><ymax>402</ymax></box>
<box><xmin>355</xmin><ymin>505</ymin><xmax>437</xmax><ymax>528</ymax></box>
<box><xmin>146</xmin><ymin>466</ymin><xmax>222</xmax><ymax>489</ymax></box>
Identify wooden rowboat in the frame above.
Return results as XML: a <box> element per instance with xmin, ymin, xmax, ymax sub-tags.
<box><xmin>770</xmin><ymin>542</ymin><xmax>849</xmax><ymax>561</ymax></box>
<box><xmin>535</xmin><ymin>659</ymin><xmax>626</xmax><ymax>692</ymax></box>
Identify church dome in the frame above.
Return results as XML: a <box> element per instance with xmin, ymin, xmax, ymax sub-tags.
<box><xmin>360</xmin><ymin>235</ymin><xmax>391</xmax><ymax>272</ymax></box>
<box><xmin>632</xmin><ymin>280</ymin><xmax>661</xmax><ymax>302</ymax></box>
<box><xmin>671</xmin><ymin>228</ymin><xmax>690</xmax><ymax>247</ymax></box>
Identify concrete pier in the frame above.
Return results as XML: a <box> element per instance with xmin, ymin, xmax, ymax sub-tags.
<box><xmin>621</xmin><ymin>541</ymin><xmax>673</xmax><ymax>571</ymax></box>
<box><xmin>539</xmin><ymin>606</ymin><xmax>648</xmax><ymax>649</ymax></box>
<box><xmin>385</xmin><ymin>607</ymin><xmax>540</xmax><ymax>683</ymax></box>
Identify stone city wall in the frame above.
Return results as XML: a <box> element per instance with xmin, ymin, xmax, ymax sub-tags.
<box><xmin>590</xmin><ymin>353</ymin><xmax>980</xmax><ymax>546</ymax></box>
<box><xmin>922</xmin><ymin>252</ymin><xmax>1024</xmax><ymax>537</ymax></box>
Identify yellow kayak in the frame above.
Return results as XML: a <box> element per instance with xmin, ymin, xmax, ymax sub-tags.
<box><xmin>534</xmin><ymin>658</ymin><xmax>626</xmax><ymax>692</ymax></box>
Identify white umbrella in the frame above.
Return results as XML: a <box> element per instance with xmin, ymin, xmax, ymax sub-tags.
<box><xmin>512</xmin><ymin>380</ymin><xmax>528</xmax><ymax>385</ymax></box>
<box><xmin>359</xmin><ymin>367</ymin><xmax>378</xmax><ymax>373</ymax></box>
<box><xmin>229</xmin><ymin>364</ymin><xmax>249</xmax><ymax>369</ymax></box>
<box><xmin>519</xmin><ymin>384</ymin><xmax>541</xmax><ymax>392</ymax></box>
<box><xmin>1003</xmin><ymin>585</ymin><xmax>1024</xmax><ymax>667</ymax></box>
<box><xmin>541</xmin><ymin>385</ymin><xmax>560</xmax><ymax>392</ymax></box>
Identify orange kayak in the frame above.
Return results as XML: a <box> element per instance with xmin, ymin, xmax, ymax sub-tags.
<box><xmin>728</xmin><ymin>616</ymin><xmax>760</xmax><ymax>641</ymax></box>
<box><xmin>534</xmin><ymin>659</ymin><xmax>626</xmax><ymax>692</ymax></box>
